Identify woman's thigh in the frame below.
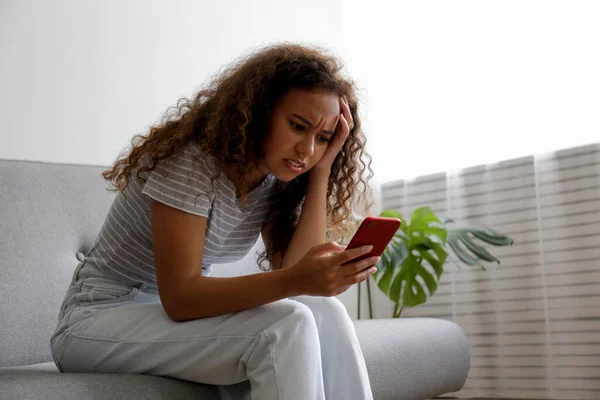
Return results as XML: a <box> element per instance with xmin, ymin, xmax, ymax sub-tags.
<box><xmin>52</xmin><ymin>293</ymin><xmax>316</xmax><ymax>385</ymax></box>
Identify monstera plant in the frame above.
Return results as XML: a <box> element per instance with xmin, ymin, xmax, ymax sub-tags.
<box><xmin>357</xmin><ymin>207</ymin><xmax>514</xmax><ymax>319</ymax></box>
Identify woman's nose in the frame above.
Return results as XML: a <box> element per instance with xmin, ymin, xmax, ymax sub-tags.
<box><xmin>296</xmin><ymin>136</ymin><xmax>315</xmax><ymax>158</ymax></box>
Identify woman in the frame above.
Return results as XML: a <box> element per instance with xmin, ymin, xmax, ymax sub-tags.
<box><xmin>50</xmin><ymin>43</ymin><xmax>378</xmax><ymax>400</ymax></box>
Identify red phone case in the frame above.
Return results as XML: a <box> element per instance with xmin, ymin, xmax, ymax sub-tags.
<box><xmin>345</xmin><ymin>216</ymin><xmax>401</xmax><ymax>263</ymax></box>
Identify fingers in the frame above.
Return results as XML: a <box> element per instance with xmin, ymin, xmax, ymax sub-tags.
<box><xmin>328</xmin><ymin>258</ymin><xmax>378</xmax><ymax>296</ymax></box>
<box><xmin>340</xmin><ymin>99</ymin><xmax>354</xmax><ymax>131</ymax></box>
<box><xmin>342</xmin><ymin>265</ymin><xmax>377</xmax><ymax>287</ymax></box>
<box><xmin>330</xmin><ymin>245</ymin><xmax>373</xmax><ymax>265</ymax></box>
<box><xmin>311</xmin><ymin>241</ymin><xmax>347</xmax><ymax>257</ymax></box>
<box><xmin>332</xmin><ymin>114</ymin><xmax>350</xmax><ymax>150</ymax></box>
<box><xmin>339</xmin><ymin>114</ymin><xmax>351</xmax><ymax>138</ymax></box>
<box><xmin>341</xmin><ymin>256</ymin><xmax>380</xmax><ymax>277</ymax></box>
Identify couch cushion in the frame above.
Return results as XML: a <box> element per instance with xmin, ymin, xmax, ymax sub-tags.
<box><xmin>0</xmin><ymin>362</ymin><xmax>250</xmax><ymax>400</ymax></box>
<box><xmin>0</xmin><ymin>160</ymin><xmax>116</xmax><ymax>367</ymax></box>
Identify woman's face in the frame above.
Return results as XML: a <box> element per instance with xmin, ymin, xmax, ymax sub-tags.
<box><xmin>262</xmin><ymin>89</ymin><xmax>340</xmax><ymax>181</ymax></box>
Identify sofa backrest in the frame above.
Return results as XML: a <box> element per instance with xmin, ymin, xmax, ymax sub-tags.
<box><xmin>0</xmin><ymin>159</ymin><xmax>115</xmax><ymax>367</ymax></box>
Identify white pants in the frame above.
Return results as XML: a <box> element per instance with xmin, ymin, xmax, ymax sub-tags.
<box><xmin>50</xmin><ymin>260</ymin><xmax>374</xmax><ymax>400</ymax></box>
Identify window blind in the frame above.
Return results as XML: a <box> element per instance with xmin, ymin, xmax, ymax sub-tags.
<box><xmin>380</xmin><ymin>143</ymin><xmax>600</xmax><ymax>399</ymax></box>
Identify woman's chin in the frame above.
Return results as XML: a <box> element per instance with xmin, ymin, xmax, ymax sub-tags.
<box><xmin>266</xmin><ymin>165</ymin><xmax>296</xmax><ymax>182</ymax></box>
<box><xmin>272</xmin><ymin>172</ymin><xmax>296</xmax><ymax>182</ymax></box>
<box><xmin>271</xmin><ymin>169</ymin><xmax>304</xmax><ymax>182</ymax></box>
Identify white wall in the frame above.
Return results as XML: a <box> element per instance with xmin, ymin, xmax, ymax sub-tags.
<box><xmin>11</xmin><ymin>2</ymin><xmax>598</xmax><ymax>184</ymax></box>
<box><xmin>0</xmin><ymin>0</ymin><xmax>345</xmax><ymax>165</ymax></box>
<box><xmin>341</xmin><ymin>0</ymin><xmax>600</xmax><ymax>183</ymax></box>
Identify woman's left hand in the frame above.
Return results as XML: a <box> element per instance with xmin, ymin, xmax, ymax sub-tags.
<box><xmin>313</xmin><ymin>98</ymin><xmax>354</xmax><ymax>172</ymax></box>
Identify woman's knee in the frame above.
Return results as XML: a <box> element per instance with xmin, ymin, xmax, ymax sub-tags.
<box><xmin>258</xmin><ymin>299</ymin><xmax>319</xmax><ymax>337</ymax></box>
<box><xmin>293</xmin><ymin>296</ymin><xmax>350</xmax><ymax>321</ymax></box>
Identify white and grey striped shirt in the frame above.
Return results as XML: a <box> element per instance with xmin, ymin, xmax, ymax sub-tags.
<box><xmin>85</xmin><ymin>142</ymin><xmax>278</xmax><ymax>288</ymax></box>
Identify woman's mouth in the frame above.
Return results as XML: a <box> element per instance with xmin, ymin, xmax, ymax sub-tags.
<box><xmin>284</xmin><ymin>159</ymin><xmax>305</xmax><ymax>173</ymax></box>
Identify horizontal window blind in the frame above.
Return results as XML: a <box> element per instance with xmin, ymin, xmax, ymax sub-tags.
<box><xmin>380</xmin><ymin>143</ymin><xmax>600</xmax><ymax>399</ymax></box>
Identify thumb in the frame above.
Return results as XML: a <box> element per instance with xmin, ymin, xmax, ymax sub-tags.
<box><xmin>311</xmin><ymin>241</ymin><xmax>347</xmax><ymax>257</ymax></box>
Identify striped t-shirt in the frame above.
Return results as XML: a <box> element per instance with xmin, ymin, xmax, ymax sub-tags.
<box><xmin>85</xmin><ymin>142</ymin><xmax>278</xmax><ymax>288</ymax></box>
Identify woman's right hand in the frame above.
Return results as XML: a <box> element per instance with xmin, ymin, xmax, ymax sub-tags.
<box><xmin>286</xmin><ymin>242</ymin><xmax>380</xmax><ymax>297</ymax></box>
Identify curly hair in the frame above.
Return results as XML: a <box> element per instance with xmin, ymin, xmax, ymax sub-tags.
<box><xmin>103</xmin><ymin>42</ymin><xmax>374</xmax><ymax>270</ymax></box>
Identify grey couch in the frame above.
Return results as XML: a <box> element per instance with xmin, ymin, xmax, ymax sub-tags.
<box><xmin>0</xmin><ymin>159</ymin><xmax>470</xmax><ymax>400</ymax></box>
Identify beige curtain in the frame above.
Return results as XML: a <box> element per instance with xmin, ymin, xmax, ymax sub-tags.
<box><xmin>378</xmin><ymin>143</ymin><xmax>600</xmax><ymax>399</ymax></box>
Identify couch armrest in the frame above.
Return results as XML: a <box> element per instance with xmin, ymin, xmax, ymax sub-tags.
<box><xmin>354</xmin><ymin>318</ymin><xmax>470</xmax><ymax>400</ymax></box>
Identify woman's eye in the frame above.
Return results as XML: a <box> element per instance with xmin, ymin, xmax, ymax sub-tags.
<box><xmin>290</xmin><ymin>121</ymin><xmax>305</xmax><ymax>131</ymax></box>
<box><xmin>317</xmin><ymin>136</ymin><xmax>331</xmax><ymax>144</ymax></box>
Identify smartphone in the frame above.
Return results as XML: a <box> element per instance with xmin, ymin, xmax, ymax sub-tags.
<box><xmin>344</xmin><ymin>216</ymin><xmax>401</xmax><ymax>263</ymax></box>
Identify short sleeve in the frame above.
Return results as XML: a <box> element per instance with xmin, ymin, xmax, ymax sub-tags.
<box><xmin>142</xmin><ymin>146</ymin><xmax>215</xmax><ymax>217</ymax></box>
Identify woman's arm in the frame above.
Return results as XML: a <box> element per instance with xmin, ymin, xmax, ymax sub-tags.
<box><xmin>151</xmin><ymin>200</ymin><xmax>297</xmax><ymax>321</ymax></box>
<box><xmin>153</xmin><ymin>199</ymin><xmax>374</xmax><ymax>321</ymax></box>
<box><xmin>279</xmin><ymin>169</ymin><xmax>329</xmax><ymax>269</ymax></box>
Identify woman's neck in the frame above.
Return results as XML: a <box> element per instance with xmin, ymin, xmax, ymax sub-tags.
<box><xmin>223</xmin><ymin>163</ymin><xmax>269</xmax><ymax>198</ymax></box>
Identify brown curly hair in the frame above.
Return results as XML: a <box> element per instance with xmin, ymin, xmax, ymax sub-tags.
<box><xmin>103</xmin><ymin>42</ymin><xmax>374</xmax><ymax>270</ymax></box>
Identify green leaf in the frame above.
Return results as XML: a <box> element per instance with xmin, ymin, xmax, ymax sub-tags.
<box><xmin>416</xmin><ymin>264</ymin><xmax>438</xmax><ymax>295</ymax></box>
<box><xmin>402</xmin><ymin>256</ymin><xmax>428</xmax><ymax>307</ymax></box>
<box><xmin>416</xmin><ymin>246</ymin><xmax>445</xmax><ymax>280</ymax></box>
<box><xmin>374</xmin><ymin>246</ymin><xmax>389</xmax><ymax>279</ymax></box>
<box><xmin>380</xmin><ymin>209</ymin><xmax>407</xmax><ymax>230</ymax></box>
<box><xmin>427</xmin><ymin>227</ymin><xmax>448</xmax><ymax>243</ymax></box>
<box><xmin>376</xmin><ymin>248</ymin><xmax>395</xmax><ymax>294</ymax></box>
<box><xmin>470</xmin><ymin>228</ymin><xmax>514</xmax><ymax>246</ymax></box>
<box><xmin>410</xmin><ymin>234</ymin><xmax>435</xmax><ymax>249</ymax></box>
<box><xmin>394</xmin><ymin>229</ymin><xmax>410</xmax><ymax>241</ymax></box>
<box><xmin>409</xmin><ymin>207</ymin><xmax>448</xmax><ymax>244</ymax></box>
<box><xmin>389</xmin><ymin>265</ymin><xmax>408</xmax><ymax>303</ymax></box>
<box><xmin>380</xmin><ymin>209</ymin><xmax>402</xmax><ymax>219</ymax></box>
<box><xmin>404</xmin><ymin>282</ymin><xmax>427</xmax><ymax>307</ymax></box>
<box><xmin>387</xmin><ymin>254</ymin><xmax>432</xmax><ymax>308</ymax></box>
<box><xmin>392</xmin><ymin>238</ymin><xmax>409</xmax><ymax>262</ymax></box>
<box><xmin>410</xmin><ymin>207</ymin><xmax>442</xmax><ymax>227</ymax></box>
<box><xmin>456</xmin><ymin>231</ymin><xmax>499</xmax><ymax>263</ymax></box>
<box><xmin>377</xmin><ymin>263</ymin><xmax>395</xmax><ymax>294</ymax></box>
<box><xmin>430</xmin><ymin>241</ymin><xmax>449</xmax><ymax>268</ymax></box>
<box><xmin>365</xmin><ymin>207</ymin><xmax>514</xmax><ymax>318</ymax></box>
<box><xmin>447</xmin><ymin>236</ymin><xmax>482</xmax><ymax>267</ymax></box>
<box><xmin>445</xmin><ymin>227</ymin><xmax>514</xmax><ymax>269</ymax></box>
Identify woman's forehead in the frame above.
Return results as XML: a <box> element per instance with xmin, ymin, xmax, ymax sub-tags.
<box><xmin>278</xmin><ymin>89</ymin><xmax>340</xmax><ymax>119</ymax></box>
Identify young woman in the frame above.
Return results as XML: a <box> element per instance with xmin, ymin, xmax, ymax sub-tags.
<box><xmin>50</xmin><ymin>43</ymin><xmax>377</xmax><ymax>400</ymax></box>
